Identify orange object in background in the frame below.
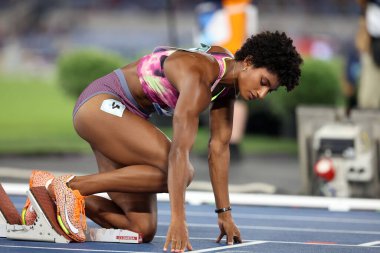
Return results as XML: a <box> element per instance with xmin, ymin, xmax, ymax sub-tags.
<box><xmin>194</xmin><ymin>0</ymin><xmax>257</xmax><ymax>53</ymax></box>
<box><xmin>221</xmin><ymin>0</ymin><xmax>252</xmax><ymax>53</ymax></box>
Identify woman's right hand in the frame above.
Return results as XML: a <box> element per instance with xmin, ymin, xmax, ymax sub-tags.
<box><xmin>163</xmin><ymin>219</ymin><xmax>193</xmax><ymax>252</ymax></box>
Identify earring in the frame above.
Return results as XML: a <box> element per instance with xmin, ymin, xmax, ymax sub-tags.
<box><xmin>243</xmin><ymin>67</ymin><xmax>247</xmax><ymax>71</ymax></box>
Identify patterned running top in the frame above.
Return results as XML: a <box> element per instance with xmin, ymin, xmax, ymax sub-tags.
<box><xmin>137</xmin><ymin>44</ymin><xmax>234</xmax><ymax>116</ymax></box>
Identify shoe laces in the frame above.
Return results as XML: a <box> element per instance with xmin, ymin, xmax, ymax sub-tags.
<box><xmin>73</xmin><ymin>191</ymin><xmax>87</xmax><ymax>230</ymax></box>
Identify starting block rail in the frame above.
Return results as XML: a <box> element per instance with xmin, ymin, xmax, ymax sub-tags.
<box><xmin>0</xmin><ymin>183</ymin><xmax>142</xmax><ymax>244</ymax></box>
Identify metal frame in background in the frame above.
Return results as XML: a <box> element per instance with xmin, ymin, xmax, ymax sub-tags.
<box><xmin>296</xmin><ymin>106</ymin><xmax>380</xmax><ymax>197</ymax></box>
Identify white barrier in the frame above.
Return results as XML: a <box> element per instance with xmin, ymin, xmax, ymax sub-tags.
<box><xmin>3</xmin><ymin>183</ymin><xmax>380</xmax><ymax>212</ymax></box>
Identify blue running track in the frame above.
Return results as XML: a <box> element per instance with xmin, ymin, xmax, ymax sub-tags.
<box><xmin>1</xmin><ymin>195</ymin><xmax>380</xmax><ymax>253</ymax></box>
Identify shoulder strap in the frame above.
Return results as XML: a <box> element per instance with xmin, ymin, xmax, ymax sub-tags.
<box><xmin>186</xmin><ymin>43</ymin><xmax>212</xmax><ymax>53</ymax></box>
<box><xmin>152</xmin><ymin>43</ymin><xmax>211</xmax><ymax>54</ymax></box>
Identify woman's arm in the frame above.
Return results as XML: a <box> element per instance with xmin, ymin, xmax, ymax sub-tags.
<box><xmin>168</xmin><ymin>72</ymin><xmax>209</xmax><ymax>219</ymax></box>
<box><xmin>209</xmin><ymin>93</ymin><xmax>242</xmax><ymax>244</ymax></box>
<box><xmin>209</xmin><ymin>96</ymin><xmax>234</xmax><ymax>210</ymax></box>
<box><xmin>163</xmin><ymin>52</ymin><xmax>214</xmax><ymax>251</ymax></box>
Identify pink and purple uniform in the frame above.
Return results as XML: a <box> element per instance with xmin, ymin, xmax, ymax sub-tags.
<box><xmin>137</xmin><ymin>45</ymin><xmax>234</xmax><ymax>116</ymax></box>
<box><xmin>73</xmin><ymin>45</ymin><xmax>233</xmax><ymax>118</ymax></box>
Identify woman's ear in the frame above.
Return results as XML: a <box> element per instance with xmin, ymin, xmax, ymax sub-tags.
<box><xmin>243</xmin><ymin>55</ymin><xmax>253</xmax><ymax>68</ymax></box>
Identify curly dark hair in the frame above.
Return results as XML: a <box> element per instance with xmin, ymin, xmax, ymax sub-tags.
<box><xmin>235</xmin><ymin>31</ymin><xmax>303</xmax><ymax>92</ymax></box>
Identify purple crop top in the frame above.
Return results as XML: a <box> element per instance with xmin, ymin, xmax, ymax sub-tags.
<box><xmin>137</xmin><ymin>45</ymin><xmax>233</xmax><ymax>116</ymax></box>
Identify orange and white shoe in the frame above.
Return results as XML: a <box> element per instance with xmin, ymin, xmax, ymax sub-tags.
<box><xmin>21</xmin><ymin>170</ymin><xmax>54</xmax><ymax>225</ymax></box>
<box><xmin>52</xmin><ymin>175</ymin><xmax>87</xmax><ymax>242</ymax></box>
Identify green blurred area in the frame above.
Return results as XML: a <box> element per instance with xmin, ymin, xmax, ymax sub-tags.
<box><xmin>1</xmin><ymin>48</ymin><xmax>347</xmax><ymax>156</ymax></box>
<box><xmin>0</xmin><ymin>73</ymin><xmax>89</xmax><ymax>154</ymax></box>
<box><xmin>57</xmin><ymin>49</ymin><xmax>126</xmax><ymax>98</ymax></box>
<box><xmin>0</xmin><ymin>71</ymin><xmax>297</xmax><ymax>155</ymax></box>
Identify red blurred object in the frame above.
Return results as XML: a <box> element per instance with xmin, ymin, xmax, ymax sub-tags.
<box><xmin>314</xmin><ymin>158</ymin><xmax>335</xmax><ymax>181</ymax></box>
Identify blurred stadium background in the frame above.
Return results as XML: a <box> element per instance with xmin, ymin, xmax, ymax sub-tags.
<box><xmin>0</xmin><ymin>0</ymin><xmax>358</xmax><ymax>73</ymax></box>
<box><xmin>2</xmin><ymin>0</ymin><xmax>379</xmax><ymax>198</ymax></box>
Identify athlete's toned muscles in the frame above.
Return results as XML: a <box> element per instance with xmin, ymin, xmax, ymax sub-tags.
<box><xmin>23</xmin><ymin>31</ymin><xmax>302</xmax><ymax>251</ymax></box>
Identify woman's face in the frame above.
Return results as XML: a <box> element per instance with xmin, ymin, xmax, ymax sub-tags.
<box><xmin>237</xmin><ymin>66</ymin><xmax>279</xmax><ymax>101</ymax></box>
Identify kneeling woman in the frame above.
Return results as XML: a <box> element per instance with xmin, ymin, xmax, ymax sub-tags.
<box><xmin>23</xmin><ymin>31</ymin><xmax>302</xmax><ymax>252</ymax></box>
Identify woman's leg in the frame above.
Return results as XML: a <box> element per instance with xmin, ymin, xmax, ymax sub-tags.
<box><xmin>85</xmin><ymin>190</ymin><xmax>158</xmax><ymax>242</ymax></box>
<box><xmin>71</xmin><ymin>93</ymin><xmax>180</xmax><ymax>195</ymax></box>
<box><xmin>85</xmin><ymin>195</ymin><xmax>126</xmax><ymax>229</ymax></box>
<box><xmin>84</xmin><ymin>147</ymin><xmax>158</xmax><ymax>242</ymax></box>
<box><xmin>69</xmin><ymin>93</ymin><xmax>185</xmax><ymax>242</ymax></box>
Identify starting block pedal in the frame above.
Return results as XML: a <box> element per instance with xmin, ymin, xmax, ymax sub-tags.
<box><xmin>5</xmin><ymin>186</ymin><xmax>71</xmax><ymax>243</ymax></box>
<box><xmin>0</xmin><ymin>183</ymin><xmax>142</xmax><ymax>244</ymax></box>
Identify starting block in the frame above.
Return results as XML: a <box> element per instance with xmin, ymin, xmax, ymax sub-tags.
<box><xmin>0</xmin><ymin>183</ymin><xmax>22</xmax><ymax>238</ymax></box>
<box><xmin>86</xmin><ymin>227</ymin><xmax>142</xmax><ymax>243</ymax></box>
<box><xmin>0</xmin><ymin>183</ymin><xmax>142</xmax><ymax>244</ymax></box>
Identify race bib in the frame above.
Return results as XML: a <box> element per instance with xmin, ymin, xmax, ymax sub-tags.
<box><xmin>100</xmin><ymin>99</ymin><xmax>126</xmax><ymax>117</ymax></box>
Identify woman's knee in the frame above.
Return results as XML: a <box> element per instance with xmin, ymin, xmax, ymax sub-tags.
<box><xmin>139</xmin><ymin>222</ymin><xmax>157</xmax><ymax>243</ymax></box>
<box><xmin>124</xmin><ymin>216</ymin><xmax>157</xmax><ymax>243</ymax></box>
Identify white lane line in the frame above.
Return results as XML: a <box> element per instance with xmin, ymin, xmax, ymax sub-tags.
<box><xmin>158</xmin><ymin>222</ymin><xmax>380</xmax><ymax>235</ymax></box>
<box><xmin>0</xmin><ymin>244</ymin><xmax>152</xmax><ymax>253</ymax></box>
<box><xmin>268</xmin><ymin>240</ymin><xmax>380</xmax><ymax>248</ymax></box>
<box><xmin>156</xmin><ymin>236</ymin><xmax>380</xmax><ymax>248</ymax></box>
<box><xmin>358</xmin><ymin>241</ymin><xmax>380</xmax><ymax>246</ymax></box>
<box><xmin>191</xmin><ymin>241</ymin><xmax>267</xmax><ymax>253</ymax></box>
<box><xmin>8</xmin><ymin>195</ymin><xmax>380</xmax><ymax>226</ymax></box>
<box><xmin>1</xmin><ymin>237</ymin><xmax>380</xmax><ymax>253</ymax></box>
<box><xmin>159</xmin><ymin>210</ymin><xmax>380</xmax><ymax>225</ymax></box>
<box><xmin>4</xmin><ymin>182</ymin><xmax>380</xmax><ymax>211</ymax></box>
<box><xmin>9</xmin><ymin>199</ymin><xmax>380</xmax><ymax>226</ymax></box>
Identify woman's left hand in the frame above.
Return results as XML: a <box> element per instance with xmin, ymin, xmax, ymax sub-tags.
<box><xmin>216</xmin><ymin>212</ymin><xmax>242</xmax><ymax>245</ymax></box>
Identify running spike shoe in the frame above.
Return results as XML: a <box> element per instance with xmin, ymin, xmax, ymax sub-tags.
<box><xmin>52</xmin><ymin>175</ymin><xmax>87</xmax><ymax>242</ymax></box>
<box><xmin>21</xmin><ymin>170</ymin><xmax>54</xmax><ymax>225</ymax></box>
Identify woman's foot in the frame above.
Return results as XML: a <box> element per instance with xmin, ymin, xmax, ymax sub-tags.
<box><xmin>52</xmin><ymin>175</ymin><xmax>87</xmax><ymax>242</ymax></box>
<box><xmin>21</xmin><ymin>170</ymin><xmax>54</xmax><ymax>225</ymax></box>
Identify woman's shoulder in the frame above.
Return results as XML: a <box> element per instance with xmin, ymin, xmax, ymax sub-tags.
<box><xmin>208</xmin><ymin>46</ymin><xmax>234</xmax><ymax>58</ymax></box>
<box><xmin>163</xmin><ymin>45</ymin><xmax>229</xmax><ymax>77</ymax></box>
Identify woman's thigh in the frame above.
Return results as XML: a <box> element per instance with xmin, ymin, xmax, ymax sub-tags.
<box><xmin>73</xmin><ymin>93</ymin><xmax>171</xmax><ymax>172</ymax></box>
<box><xmin>89</xmin><ymin>144</ymin><xmax>158</xmax><ymax>241</ymax></box>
